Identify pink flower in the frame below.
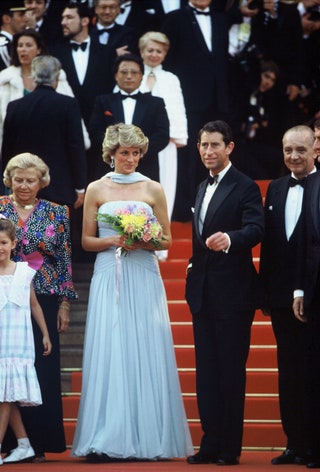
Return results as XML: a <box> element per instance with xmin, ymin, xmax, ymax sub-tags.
<box><xmin>45</xmin><ymin>225</ymin><xmax>55</xmax><ymax>238</ymax></box>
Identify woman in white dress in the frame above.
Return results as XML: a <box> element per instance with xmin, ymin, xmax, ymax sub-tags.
<box><xmin>139</xmin><ymin>31</ymin><xmax>188</xmax><ymax>227</ymax></box>
<box><xmin>71</xmin><ymin>123</ymin><xmax>193</xmax><ymax>462</ymax></box>
<box><xmin>0</xmin><ymin>29</ymin><xmax>90</xmax><ymax>152</ymax></box>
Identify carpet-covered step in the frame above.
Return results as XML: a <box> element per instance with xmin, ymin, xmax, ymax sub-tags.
<box><xmin>168</xmin><ymin>305</ymin><xmax>271</xmax><ymax>323</ymax></box>
<box><xmin>62</xmin><ymin>394</ymin><xmax>280</xmax><ymax>424</ymax></box>
<box><xmin>69</xmin><ymin>369</ymin><xmax>279</xmax><ymax>396</ymax></box>
<box><xmin>170</xmin><ymin>322</ymin><xmax>275</xmax><ymax>345</ymax></box>
<box><xmin>189</xmin><ymin>422</ymin><xmax>285</xmax><ymax>450</ymax></box>
<box><xmin>182</xmin><ymin>396</ymin><xmax>281</xmax><ymax>420</ymax></box>
<box><xmin>173</xmin><ymin>347</ymin><xmax>277</xmax><ymax>369</ymax></box>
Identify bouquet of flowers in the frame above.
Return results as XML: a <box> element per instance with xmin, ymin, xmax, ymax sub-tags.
<box><xmin>97</xmin><ymin>204</ymin><xmax>164</xmax><ymax>255</ymax></box>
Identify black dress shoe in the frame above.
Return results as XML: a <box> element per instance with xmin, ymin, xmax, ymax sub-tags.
<box><xmin>307</xmin><ymin>460</ymin><xmax>320</xmax><ymax>468</ymax></box>
<box><xmin>271</xmin><ymin>449</ymin><xmax>305</xmax><ymax>465</ymax></box>
<box><xmin>187</xmin><ymin>452</ymin><xmax>217</xmax><ymax>464</ymax></box>
<box><xmin>216</xmin><ymin>457</ymin><xmax>239</xmax><ymax>466</ymax></box>
<box><xmin>86</xmin><ymin>452</ymin><xmax>113</xmax><ymax>463</ymax></box>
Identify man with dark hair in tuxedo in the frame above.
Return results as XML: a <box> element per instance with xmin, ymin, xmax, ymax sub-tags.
<box><xmin>89</xmin><ymin>53</ymin><xmax>169</xmax><ymax>181</ymax></box>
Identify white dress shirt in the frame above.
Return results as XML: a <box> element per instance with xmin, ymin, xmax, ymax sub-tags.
<box><xmin>199</xmin><ymin>163</ymin><xmax>231</xmax><ymax>234</ymax></box>
<box><xmin>70</xmin><ymin>37</ymin><xmax>90</xmax><ymax>85</ymax></box>
<box><xmin>188</xmin><ymin>1</ymin><xmax>212</xmax><ymax>51</ymax></box>
<box><xmin>120</xmin><ymin>87</ymin><xmax>140</xmax><ymax>124</ymax></box>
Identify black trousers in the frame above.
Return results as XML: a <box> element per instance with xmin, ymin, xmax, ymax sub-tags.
<box><xmin>192</xmin><ymin>308</ymin><xmax>254</xmax><ymax>459</ymax></box>
<box><xmin>271</xmin><ymin>307</ymin><xmax>311</xmax><ymax>453</ymax></box>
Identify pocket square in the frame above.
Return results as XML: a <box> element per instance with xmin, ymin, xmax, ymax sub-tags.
<box><xmin>104</xmin><ymin>110</ymin><xmax>113</xmax><ymax>116</ymax></box>
<box><xmin>191</xmin><ymin>207</ymin><xmax>195</xmax><ymax>213</ymax></box>
<box><xmin>268</xmin><ymin>205</ymin><xmax>273</xmax><ymax>210</ymax></box>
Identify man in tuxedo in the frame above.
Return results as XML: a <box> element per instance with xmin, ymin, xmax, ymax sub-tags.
<box><xmin>260</xmin><ymin>125</ymin><xmax>317</xmax><ymax>465</ymax></box>
<box><xmin>24</xmin><ymin>0</ymin><xmax>64</xmax><ymax>46</ymax></box>
<box><xmin>90</xmin><ymin>0</ymin><xmax>134</xmax><ymax>56</ymax></box>
<box><xmin>185</xmin><ymin>120</ymin><xmax>264</xmax><ymax>465</ymax></box>
<box><xmin>293</xmin><ymin>119</ymin><xmax>320</xmax><ymax>469</ymax></box>
<box><xmin>89</xmin><ymin>53</ymin><xmax>169</xmax><ymax>181</ymax></box>
<box><xmin>161</xmin><ymin>0</ymin><xmax>230</xmax><ymax>220</ymax></box>
<box><xmin>50</xmin><ymin>2</ymin><xmax>114</xmax><ymax>128</ymax></box>
<box><xmin>116</xmin><ymin>0</ymin><xmax>165</xmax><ymax>51</ymax></box>
<box><xmin>0</xmin><ymin>0</ymin><xmax>27</xmax><ymax>71</ymax></box>
<box><xmin>1</xmin><ymin>55</ymin><xmax>86</xmax><ymax>208</ymax></box>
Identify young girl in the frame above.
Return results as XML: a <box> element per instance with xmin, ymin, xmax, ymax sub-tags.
<box><xmin>0</xmin><ymin>216</ymin><xmax>52</xmax><ymax>465</ymax></box>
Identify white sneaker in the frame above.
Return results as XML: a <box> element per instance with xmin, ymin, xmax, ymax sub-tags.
<box><xmin>3</xmin><ymin>446</ymin><xmax>35</xmax><ymax>463</ymax></box>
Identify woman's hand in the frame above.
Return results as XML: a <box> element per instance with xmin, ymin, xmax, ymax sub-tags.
<box><xmin>57</xmin><ymin>302</ymin><xmax>70</xmax><ymax>332</ymax></box>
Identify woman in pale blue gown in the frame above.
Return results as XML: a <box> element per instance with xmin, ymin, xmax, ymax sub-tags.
<box><xmin>71</xmin><ymin>123</ymin><xmax>193</xmax><ymax>462</ymax></box>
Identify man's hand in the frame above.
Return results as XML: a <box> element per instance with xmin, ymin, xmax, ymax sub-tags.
<box><xmin>206</xmin><ymin>232</ymin><xmax>229</xmax><ymax>252</ymax></box>
<box><xmin>287</xmin><ymin>84</ymin><xmax>300</xmax><ymax>101</ymax></box>
<box><xmin>74</xmin><ymin>191</ymin><xmax>85</xmax><ymax>209</ymax></box>
<box><xmin>292</xmin><ymin>296</ymin><xmax>307</xmax><ymax>322</ymax></box>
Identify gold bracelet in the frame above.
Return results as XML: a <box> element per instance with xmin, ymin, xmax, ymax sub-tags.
<box><xmin>59</xmin><ymin>301</ymin><xmax>70</xmax><ymax>311</ymax></box>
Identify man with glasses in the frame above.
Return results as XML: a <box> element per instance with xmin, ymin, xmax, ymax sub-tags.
<box><xmin>89</xmin><ymin>53</ymin><xmax>169</xmax><ymax>181</ymax></box>
<box><xmin>90</xmin><ymin>0</ymin><xmax>134</xmax><ymax>56</ymax></box>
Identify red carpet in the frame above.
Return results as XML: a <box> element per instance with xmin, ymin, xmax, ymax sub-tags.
<box><xmin>2</xmin><ymin>451</ymin><xmax>293</xmax><ymax>471</ymax></box>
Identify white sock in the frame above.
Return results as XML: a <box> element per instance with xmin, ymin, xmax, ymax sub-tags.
<box><xmin>17</xmin><ymin>438</ymin><xmax>30</xmax><ymax>449</ymax></box>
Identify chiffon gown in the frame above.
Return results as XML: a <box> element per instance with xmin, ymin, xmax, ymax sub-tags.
<box><xmin>72</xmin><ymin>199</ymin><xmax>193</xmax><ymax>460</ymax></box>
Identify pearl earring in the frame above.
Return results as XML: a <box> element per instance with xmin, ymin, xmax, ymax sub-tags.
<box><xmin>110</xmin><ymin>156</ymin><xmax>114</xmax><ymax>169</ymax></box>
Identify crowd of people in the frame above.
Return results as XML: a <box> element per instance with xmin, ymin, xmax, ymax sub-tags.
<box><xmin>0</xmin><ymin>0</ymin><xmax>319</xmax><ymax>221</ymax></box>
<box><xmin>0</xmin><ymin>0</ymin><xmax>320</xmax><ymax>468</ymax></box>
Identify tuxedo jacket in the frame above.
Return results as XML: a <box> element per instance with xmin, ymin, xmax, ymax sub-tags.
<box><xmin>1</xmin><ymin>85</ymin><xmax>87</xmax><ymax>206</ymax></box>
<box><xmin>161</xmin><ymin>4</ymin><xmax>229</xmax><ymax>115</ymax></box>
<box><xmin>185</xmin><ymin>165</ymin><xmax>264</xmax><ymax>315</ymax></box>
<box><xmin>120</xmin><ymin>0</ymin><xmax>165</xmax><ymax>50</ymax></box>
<box><xmin>90</xmin><ymin>23</ymin><xmax>135</xmax><ymax>56</ymax></box>
<box><xmin>259</xmin><ymin>175</ymin><xmax>304</xmax><ymax>309</ymax></box>
<box><xmin>50</xmin><ymin>41</ymin><xmax>114</xmax><ymax>126</ymax></box>
<box><xmin>296</xmin><ymin>171</ymin><xmax>320</xmax><ymax>307</ymax></box>
<box><xmin>89</xmin><ymin>91</ymin><xmax>169</xmax><ymax>181</ymax></box>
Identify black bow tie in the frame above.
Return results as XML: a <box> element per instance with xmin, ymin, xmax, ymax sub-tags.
<box><xmin>289</xmin><ymin>176</ymin><xmax>306</xmax><ymax>188</ymax></box>
<box><xmin>98</xmin><ymin>26</ymin><xmax>114</xmax><ymax>35</ymax></box>
<box><xmin>121</xmin><ymin>93</ymin><xmax>139</xmax><ymax>100</ymax></box>
<box><xmin>208</xmin><ymin>174</ymin><xmax>219</xmax><ymax>185</ymax></box>
<box><xmin>71</xmin><ymin>42</ymin><xmax>87</xmax><ymax>51</ymax></box>
<box><xmin>190</xmin><ymin>6</ymin><xmax>210</xmax><ymax>16</ymax></box>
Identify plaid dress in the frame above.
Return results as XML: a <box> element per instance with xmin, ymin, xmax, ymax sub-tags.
<box><xmin>0</xmin><ymin>262</ymin><xmax>42</xmax><ymax>406</ymax></box>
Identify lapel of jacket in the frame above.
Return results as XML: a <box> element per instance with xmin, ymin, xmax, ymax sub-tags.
<box><xmin>272</xmin><ymin>176</ymin><xmax>292</xmax><ymax>241</ymax></box>
<box><xmin>185</xmin><ymin>5</ymin><xmax>213</xmax><ymax>57</ymax></box>
<box><xmin>194</xmin><ymin>180</ymin><xmax>208</xmax><ymax>247</ymax></box>
<box><xmin>62</xmin><ymin>45</ymin><xmax>81</xmax><ymax>87</ymax></box>
<box><xmin>132</xmin><ymin>93</ymin><xmax>148</xmax><ymax>126</ymax></box>
<box><xmin>310</xmin><ymin>174</ymin><xmax>320</xmax><ymax>240</ymax></box>
<box><xmin>111</xmin><ymin>93</ymin><xmax>125</xmax><ymax>121</ymax></box>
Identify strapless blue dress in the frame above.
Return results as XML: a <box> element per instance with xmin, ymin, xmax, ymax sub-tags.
<box><xmin>72</xmin><ymin>200</ymin><xmax>193</xmax><ymax>459</ymax></box>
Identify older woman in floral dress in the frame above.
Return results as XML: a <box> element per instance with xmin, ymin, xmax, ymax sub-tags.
<box><xmin>0</xmin><ymin>152</ymin><xmax>78</xmax><ymax>463</ymax></box>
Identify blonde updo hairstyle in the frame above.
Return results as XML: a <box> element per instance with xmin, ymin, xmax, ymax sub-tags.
<box><xmin>102</xmin><ymin>123</ymin><xmax>149</xmax><ymax>165</ymax></box>
<box><xmin>3</xmin><ymin>152</ymin><xmax>50</xmax><ymax>189</ymax></box>
<box><xmin>138</xmin><ymin>31</ymin><xmax>170</xmax><ymax>53</ymax></box>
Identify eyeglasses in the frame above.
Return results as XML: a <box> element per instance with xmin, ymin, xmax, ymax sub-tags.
<box><xmin>118</xmin><ymin>69</ymin><xmax>142</xmax><ymax>76</ymax></box>
<box><xmin>98</xmin><ymin>6</ymin><xmax>118</xmax><ymax>11</ymax></box>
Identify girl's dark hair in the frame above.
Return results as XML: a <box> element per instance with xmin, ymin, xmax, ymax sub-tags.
<box><xmin>0</xmin><ymin>217</ymin><xmax>16</xmax><ymax>241</ymax></box>
<box><xmin>11</xmin><ymin>29</ymin><xmax>48</xmax><ymax>67</ymax></box>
